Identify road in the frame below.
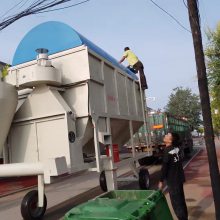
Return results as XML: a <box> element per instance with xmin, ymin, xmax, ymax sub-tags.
<box><xmin>0</xmin><ymin>146</ymin><xmax>201</xmax><ymax>220</ymax></box>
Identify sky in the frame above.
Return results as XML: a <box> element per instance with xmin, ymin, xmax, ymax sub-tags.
<box><xmin>0</xmin><ymin>0</ymin><xmax>220</xmax><ymax>110</ymax></box>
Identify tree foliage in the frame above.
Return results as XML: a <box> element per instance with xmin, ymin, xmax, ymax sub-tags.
<box><xmin>205</xmin><ymin>22</ymin><xmax>220</xmax><ymax>135</ymax></box>
<box><xmin>2</xmin><ymin>64</ymin><xmax>9</xmax><ymax>78</ymax></box>
<box><xmin>165</xmin><ymin>87</ymin><xmax>201</xmax><ymax>130</ymax></box>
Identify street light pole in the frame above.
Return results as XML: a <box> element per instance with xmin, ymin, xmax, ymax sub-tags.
<box><xmin>187</xmin><ymin>1</ymin><xmax>220</xmax><ymax>218</ymax></box>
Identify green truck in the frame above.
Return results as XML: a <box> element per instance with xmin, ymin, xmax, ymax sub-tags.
<box><xmin>132</xmin><ymin>112</ymin><xmax>193</xmax><ymax>158</ymax></box>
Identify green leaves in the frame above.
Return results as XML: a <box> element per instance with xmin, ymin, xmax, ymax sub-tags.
<box><xmin>1</xmin><ymin>64</ymin><xmax>9</xmax><ymax>78</ymax></box>
<box><xmin>205</xmin><ymin>22</ymin><xmax>220</xmax><ymax>135</ymax></box>
<box><xmin>165</xmin><ymin>87</ymin><xmax>201</xmax><ymax>130</ymax></box>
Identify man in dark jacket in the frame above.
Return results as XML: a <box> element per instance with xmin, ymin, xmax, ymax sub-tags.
<box><xmin>158</xmin><ymin>132</ymin><xmax>188</xmax><ymax>220</ymax></box>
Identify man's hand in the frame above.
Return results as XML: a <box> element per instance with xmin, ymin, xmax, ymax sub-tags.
<box><xmin>119</xmin><ymin>56</ymin><xmax>126</xmax><ymax>63</ymax></box>
<box><xmin>158</xmin><ymin>181</ymin><xmax>163</xmax><ymax>190</ymax></box>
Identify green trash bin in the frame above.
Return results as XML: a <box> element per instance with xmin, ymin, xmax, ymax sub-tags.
<box><xmin>64</xmin><ymin>190</ymin><xmax>173</xmax><ymax>220</ymax></box>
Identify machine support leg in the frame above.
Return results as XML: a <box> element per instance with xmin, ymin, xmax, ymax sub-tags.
<box><xmin>144</xmin><ymin>95</ymin><xmax>152</xmax><ymax>149</ymax></box>
<box><xmin>38</xmin><ymin>175</ymin><xmax>44</xmax><ymax>207</ymax></box>
<box><xmin>138</xmin><ymin>72</ymin><xmax>152</xmax><ymax>156</ymax></box>
<box><xmin>103</xmin><ymin>158</ymin><xmax>118</xmax><ymax>191</ymax></box>
<box><xmin>140</xmin><ymin>88</ymin><xmax>148</xmax><ymax>146</ymax></box>
<box><xmin>129</xmin><ymin>120</ymin><xmax>135</xmax><ymax>158</ymax></box>
<box><xmin>105</xmin><ymin>118</ymin><xmax>117</xmax><ymax>191</ymax></box>
<box><xmin>129</xmin><ymin>159</ymin><xmax>138</xmax><ymax>178</ymax></box>
<box><xmin>92</xmin><ymin>118</ymin><xmax>101</xmax><ymax>172</ymax></box>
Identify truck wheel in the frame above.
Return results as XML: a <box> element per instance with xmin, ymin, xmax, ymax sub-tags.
<box><xmin>99</xmin><ymin>171</ymin><xmax>107</xmax><ymax>192</ymax></box>
<box><xmin>21</xmin><ymin>190</ymin><xmax>47</xmax><ymax>220</ymax></box>
<box><xmin>138</xmin><ymin>156</ymin><xmax>155</xmax><ymax>166</ymax></box>
<box><xmin>139</xmin><ymin>168</ymin><xmax>150</xmax><ymax>189</ymax></box>
<box><xmin>184</xmin><ymin>145</ymin><xmax>193</xmax><ymax>154</ymax></box>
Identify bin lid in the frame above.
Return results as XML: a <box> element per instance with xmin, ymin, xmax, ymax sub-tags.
<box><xmin>99</xmin><ymin>190</ymin><xmax>160</xmax><ymax>201</ymax></box>
<box><xmin>12</xmin><ymin>21</ymin><xmax>137</xmax><ymax>80</ymax></box>
<box><xmin>64</xmin><ymin>198</ymin><xmax>154</xmax><ymax>220</ymax></box>
<box><xmin>64</xmin><ymin>190</ymin><xmax>174</xmax><ymax>220</ymax></box>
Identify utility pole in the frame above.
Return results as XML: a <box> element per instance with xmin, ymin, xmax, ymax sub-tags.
<box><xmin>187</xmin><ymin>0</ymin><xmax>220</xmax><ymax>219</ymax></box>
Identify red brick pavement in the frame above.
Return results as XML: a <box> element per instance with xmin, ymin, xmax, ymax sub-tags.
<box><xmin>0</xmin><ymin>176</ymin><xmax>37</xmax><ymax>197</ymax></box>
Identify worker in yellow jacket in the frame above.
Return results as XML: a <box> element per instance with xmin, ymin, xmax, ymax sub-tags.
<box><xmin>119</xmin><ymin>47</ymin><xmax>148</xmax><ymax>90</ymax></box>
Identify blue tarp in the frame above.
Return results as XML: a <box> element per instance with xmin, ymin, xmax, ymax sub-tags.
<box><xmin>12</xmin><ymin>21</ymin><xmax>137</xmax><ymax>80</ymax></box>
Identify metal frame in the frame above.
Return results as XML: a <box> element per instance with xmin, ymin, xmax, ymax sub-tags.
<box><xmin>0</xmin><ymin>45</ymin><xmax>153</xmax><ymax>214</ymax></box>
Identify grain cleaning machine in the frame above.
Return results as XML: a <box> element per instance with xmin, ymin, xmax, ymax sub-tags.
<box><xmin>0</xmin><ymin>21</ymin><xmax>151</xmax><ymax>219</ymax></box>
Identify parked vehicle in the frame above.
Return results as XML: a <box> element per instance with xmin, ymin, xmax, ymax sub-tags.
<box><xmin>129</xmin><ymin>112</ymin><xmax>193</xmax><ymax>161</ymax></box>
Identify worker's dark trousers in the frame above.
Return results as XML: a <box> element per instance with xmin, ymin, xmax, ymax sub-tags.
<box><xmin>168</xmin><ymin>183</ymin><xmax>188</xmax><ymax>220</ymax></box>
<box><xmin>133</xmin><ymin>61</ymin><xmax>148</xmax><ymax>90</ymax></box>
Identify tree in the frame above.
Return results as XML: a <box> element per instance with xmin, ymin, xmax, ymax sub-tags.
<box><xmin>165</xmin><ymin>87</ymin><xmax>201</xmax><ymax>130</ymax></box>
<box><xmin>197</xmin><ymin>126</ymin><xmax>204</xmax><ymax>136</ymax></box>
<box><xmin>205</xmin><ymin>22</ymin><xmax>220</xmax><ymax>136</ymax></box>
<box><xmin>212</xmin><ymin>105</ymin><xmax>220</xmax><ymax>137</ymax></box>
<box><xmin>1</xmin><ymin>64</ymin><xmax>9</xmax><ymax>78</ymax></box>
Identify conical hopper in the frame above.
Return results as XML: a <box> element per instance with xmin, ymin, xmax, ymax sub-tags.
<box><xmin>0</xmin><ymin>81</ymin><xmax>17</xmax><ymax>154</ymax></box>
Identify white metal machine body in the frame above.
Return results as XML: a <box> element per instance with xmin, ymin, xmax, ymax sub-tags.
<box><xmin>0</xmin><ymin>22</ymin><xmax>150</xmax><ymax>219</ymax></box>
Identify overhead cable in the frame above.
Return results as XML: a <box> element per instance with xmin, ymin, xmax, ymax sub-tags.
<box><xmin>0</xmin><ymin>0</ymin><xmax>90</xmax><ymax>31</ymax></box>
<box><xmin>149</xmin><ymin>0</ymin><xmax>191</xmax><ymax>33</ymax></box>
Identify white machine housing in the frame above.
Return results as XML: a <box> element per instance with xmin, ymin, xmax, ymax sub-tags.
<box><xmin>0</xmin><ymin>22</ymin><xmax>151</xmax><ymax>214</ymax></box>
<box><xmin>0</xmin><ymin>24</ymin><xmax>151</xmax><ymax>211</ymax></box>
<box><xmin>5</xmin><ymin>44</ymin><xmax>145</xmax><ymax>176</ymax></box>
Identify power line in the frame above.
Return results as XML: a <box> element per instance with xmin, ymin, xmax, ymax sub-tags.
<box><xmin>183</xmin><ymin>0</ymin><xmax>188</xmax><ymax>8</ymax></box>
<box><xmin>149</xmin><ymin>0</ymin><xmax>191</xmax><ymax>33</ymax></box>
<box><xmin>0</xmin><ymin>0</ymin><xmax>90</xmax><ymax>31</ymax></box>
<box><xmin>0</xmin><ymin>0</ymin><xmax>26</xmax><ymax>19</ymax></box>
<box><xmin>198</xmin><ymin>0</ymin><xmax>209</xmax><ymax>27</ymax></box>
<box><xmin>35</xmin><ymin>0</ymin><xmax>90</xmax><ymax>13</ymax></box>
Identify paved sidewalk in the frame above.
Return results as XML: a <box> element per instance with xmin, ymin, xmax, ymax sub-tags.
<box><xmin>166</xmin><ymin>139</ymin><xmax>220</xmax><ymax>220</ymax></box>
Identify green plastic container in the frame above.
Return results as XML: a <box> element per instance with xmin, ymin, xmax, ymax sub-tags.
<box><xmin>64</xmin><ymin>190</ymin><xmax>173</xmax><ymax>220</ymax></box>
